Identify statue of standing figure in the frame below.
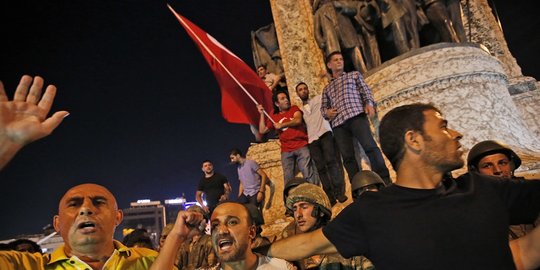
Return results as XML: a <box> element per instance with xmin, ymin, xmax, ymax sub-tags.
<box><xmin>312</xmin><ymin>0</ymin><xmax>369</xmax><ymax>73</ymax></box>
<box><xmin>334</xmin><ymin>0</ymin><xmax>383</xmax><ymax>70</ymax></box>
<box><xmin>418</xmin><ymin>0</ymin><xmax>467</xmax><ymax>43</ymax></box>
<box><xmin>251</xmin><ymin>23</ymin><xmax>286</xmax><ymax>89</ymax></box>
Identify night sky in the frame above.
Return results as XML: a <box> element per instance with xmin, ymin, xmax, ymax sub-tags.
<box><xmin>0</xmin><ymin>0</ymin><xmax>538</xmax><ymax>239</ymax></box>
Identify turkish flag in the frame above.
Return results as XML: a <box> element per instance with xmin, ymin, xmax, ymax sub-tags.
<box><xmin>168</xmin><ymin>5</ymin><xmax>274</xmax><ymax>125</ymax></box>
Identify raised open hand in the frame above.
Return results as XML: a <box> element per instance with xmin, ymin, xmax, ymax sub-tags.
<box><xmin>0</xmin><ymin>75</ymin><xmax>68</xmax><ymax>168</ymax></box>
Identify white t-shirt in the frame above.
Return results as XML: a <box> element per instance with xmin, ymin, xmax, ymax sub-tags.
<box><xmin>214</xmin><ymin>255</ymin><xmax>294</xmax><ymax>270</ymax></box>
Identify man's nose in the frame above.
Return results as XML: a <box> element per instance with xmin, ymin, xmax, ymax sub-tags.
<box><xmin>216</xmin><ymin>223</ymin><xmax>229</xmax><ymax>234</ymax></box>
<box><xmin>450</xmin><ymin>128</ymin><xmax>463</xmax><ymax>140</ymax></box>
<box><xmin>79</xmin><ymin>200</ymin><xmax>94</xmax><ymax>216</ymax></box>
<box><xmin>493</xmin><ymin>164</ymin><xmax>502</xmax><ymax>175</ymax></box>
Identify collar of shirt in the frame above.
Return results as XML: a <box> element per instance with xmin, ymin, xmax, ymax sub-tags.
<box><xmin>47</xmin><ymin>240</ymin><xmax>131</xmax><ymax>266</ymax></box>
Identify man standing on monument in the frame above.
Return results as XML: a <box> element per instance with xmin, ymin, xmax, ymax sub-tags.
<box><xmin>229</xmin><ymin>148</ymin><xmax>269</xmax><ymax>211</ymax></box>
<box><xmin>196</xmin><ymin>160</ymin><xmax>232</xmax><ymax>215</ymax></box>
<box><xmin>257</xmin><ymin>90</ymin><xmax>317</xmax><ymax>184</ymax></box>
<box><xmin>321</xmin><ymin>51</ymin><xmax>391</xmax><ymax>184</ymax></box>
<box><xmin>296</xmin><ymin>82</ymin><xmax>347</xmax><ymax>204</ymax></box>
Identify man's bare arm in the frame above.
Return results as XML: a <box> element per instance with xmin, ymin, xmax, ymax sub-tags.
<box><xmin>511</xmin><ymin>224</ymin><xmax>540</xmax><ymax>270</ymax></box>
<box><xmin>149</xmin><ymin>211</ymin><xmax>202</xmax><ymax>270</ymax></box>
<box><xmin>238</xmin><ymin>182</ymin><xmax>244</xmax><ymax>198</ymax></box>
<box><xmin>274</xmin><ymin>111</ymin><xmax>303</xmax><ymax>129</ymax></box>
<box><xmin>0</xmin><ymin>75</ymin><xmax>68</xmax><ymax>169</ymax></box>
<box><xmin>267</xmin><ymin>228</ymin><xmax>338</xmax><ymax>261</ymax></box>
<box><xmin>221</xmin><ymin>182</ymin><xmax>232</xmax><ymax>201</ymax></box>
<box><xmin>195</xmin><ymin>191</ymin><xmax>209</xmax><ymax>213</ymax></box>
<box><xmin>257</xmin><ymin>104</ymin><xmax>270</xmax><ymax>134</ymax></box>
<box><xmin>257</xmin><ymin>168</ymin><xmax>268</xmax><ymax>202</ymax></box>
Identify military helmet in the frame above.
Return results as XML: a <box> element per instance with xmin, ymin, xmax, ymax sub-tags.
<box><xmin>283</xmin><ymin>177</ymin><xmax>308</xmax><ymax>202</ymax></box>
<box><xmin>351</xmin><ymin>170</ymin><xmax>386</xmax><ymax>193</ymax></box>
<box><xmin>467</xmin><ymin>140</ymin><xmax>521</xmax><ymax>171</ymax></box>
<box><xmin>285</xmin><ymin>183</ymin><xmax>332</xmax><ymax>218</ymax></box>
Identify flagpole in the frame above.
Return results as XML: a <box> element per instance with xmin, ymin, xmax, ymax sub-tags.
<box><xmin>167</xmin><ymin>5</ymin><xmax>276</xmax><ymax>124</ymax></box>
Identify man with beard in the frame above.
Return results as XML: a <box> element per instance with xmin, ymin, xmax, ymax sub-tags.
<box><xmin>296</xmin><ymin>82</ymin><xmax>347</xmax><ymax>205</ymax></box>
<box><xmin>0</xmin><ymin>183</ymin><xmax>163</xmax><ymax>269</ymax></box>
<box><xmin>263</xmin><ymin>103</ymin><xmax>540</xmax><ymax>270</ymax></box>
<box><xmin>229</xmin><ymin>148</ymin><xmax>269</xmax><ymax>211</ymax></box>
<box><xmin>152</xmin><ymin>202</ymin><xmax>293</xmax><ymax>270</ymax></box>
<box><xmin>196</xmin><ymin>160</ymin><xmax>232</xmax><ymax>215</ymax></box>
<box><xmin>207</xmin><ymin>202</ymin><xmax>293</xmax><ymax>269</ymax></box>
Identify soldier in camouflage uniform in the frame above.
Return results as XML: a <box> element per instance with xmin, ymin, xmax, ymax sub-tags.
<box><xmin>285</xmin><ymin>183</ymin><xmax>375</xmax><ymax>270</ymax></box>
<box><xmin>176</xmin><ymin>205</ymin><xmax>218</xmax><ymax>270</ymax></box>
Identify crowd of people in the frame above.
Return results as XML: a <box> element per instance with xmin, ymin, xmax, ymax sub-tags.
<box><xmin>1</xmin><ymin>52</ymin><xmax>540</xmax><ymax>270</ymax></box>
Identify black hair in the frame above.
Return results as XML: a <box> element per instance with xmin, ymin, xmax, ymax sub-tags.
<box><xmin>213</xmin><ymin>201</ymin><xmax>254</xmax><ymax>226</ymax></box>
<box><xmin>379</xmin><ymin>103</ymin><xmax>440</xmax><ymax>170</ymax></box>
<box><xmin>202</xmin><ymin>159</ymin><xmax>212</xmax><ymax>165</ymax></box>
<box><xmin>122</xmin><ymin>228</ymin><xmax>154</xmax><ymax>250</ymax></box>
<box><xmin>272</xmin><ymin>89</ymin><xmax>290</xmax><ymax>114</ymax></box>
<box><xmin>229</xmin><ymin>148</ymin><xmax>244</xmax><ymax>157</ymax></box>
<box><xmin>295</xmin><ymin>81</ymin><xmax>307</xmax><ymax>91</ymax></box>
<box><xmin>325</xmin><ymin>51</ymin><xmax>342</xmax><ymax>64</ymax></box>
<box><xmin>8</xmin><ymin>239</ymin><xmax>42</xmax><ymax>253</ymax></box>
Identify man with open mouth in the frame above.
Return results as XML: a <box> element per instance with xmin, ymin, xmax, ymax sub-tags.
<box><xmin>208</xmin><ymin>202</ymin><xmax>293</xmax><ymax>270</ymax></box>
<box><xmin>0</xmin><ymin>183</ymin><xmax>162</xmax><ymax>269</ymax></box>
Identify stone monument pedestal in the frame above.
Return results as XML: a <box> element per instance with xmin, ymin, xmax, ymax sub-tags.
<box><xmin>365</xmin><ymin>42</ymin><xmax>540</xmax><ymax>176</ymax></box>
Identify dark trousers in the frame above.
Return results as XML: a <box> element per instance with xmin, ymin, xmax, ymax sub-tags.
<box><xmin>333</xmin><ymin>114</ymin><xmax>391</xmax><ymax>184</ymax></box>
<box><xmin>237</xmin><ymin>193</ymin><xmax>263</xmax><ymax>223</ymax></box>
<box><xmin>308</xmin><ymin>131</ymin><xmax>346</xmax><ymax>202</ymax></box>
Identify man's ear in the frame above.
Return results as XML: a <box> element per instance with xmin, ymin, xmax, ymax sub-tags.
<box><xmin>53</xmin><ymin>215</ymin><xmax>60</xmax><ymax>232</ymax></box>
<box><xmin>115</xmin><ymin>209</ymin><xmax>124</xmax><ymax>226</ymax></box>
<box><xmin>249</xmin><ymin>225</ymin><xmax>257</xmax><ymax>240</ymax></box>
<box><xmin>404</xmin><ymin>130</ymin><xmax>422</xmax><ymax>154</ymax></box>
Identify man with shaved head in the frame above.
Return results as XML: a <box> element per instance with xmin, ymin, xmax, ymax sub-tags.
<box><xmin>0</xmin><ymin>75</ymin><xmax>163</xmax><ymax>269</ymax></box>
<box><xmin>1</xmin><ymin>183</ymin><xmax>163</xmax><ymax>269</ymax></box>
<box><xmin>151</xmin><ymin>202</ymin><xmax>293</xmax><ymax>270</ymax></box>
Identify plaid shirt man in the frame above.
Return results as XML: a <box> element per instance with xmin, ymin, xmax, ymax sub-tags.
<box><xmin>321</xmin><ymin>71</ymin><xmax>375</xmax><ymax>128</ymax></box>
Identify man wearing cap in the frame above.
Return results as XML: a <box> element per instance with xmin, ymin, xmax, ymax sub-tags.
<box><xmin>350</xmin><ymin>170</ymin><xmax>387</xmax><ymax>201</ymax></box>
<box><xmin>285</xmin><ymin>183</ymin><xmax>374</xmax><ymax>270</ymax></box>
<box><xmin>467</xmin><ymin>140</ymin><xmax>538</xmax><ymax>239</ymax></box>
<box><xmin>467</xmin><ymin>140</ymin><xmax>523</xmax><ymax>179</ymax></box>
<box><xmin>276</xmin><ymin>177</ymin><xmax>308</xmax><ymax>242</ymax></box>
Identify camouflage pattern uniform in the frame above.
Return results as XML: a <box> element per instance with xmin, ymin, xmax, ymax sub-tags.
<box><xmin>177</xmin><ymin>233</ymin><xmax>217</xmax><ymax>270</ymax></box>
<box><xmin>285</xmin><ymin>183</ymin><xmax>376</xmax><ymax>270</ymax></box>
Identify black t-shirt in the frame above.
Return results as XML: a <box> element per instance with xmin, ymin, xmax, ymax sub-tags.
<box><xmin>323</xmin><ymin>172</ymin><xmax>540</xmax><ymax>270</ymax></box>
<box><xmin>197</xmin><ymin>173</ymin><xmax>228</xmax><ymax>209</ymax></box>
